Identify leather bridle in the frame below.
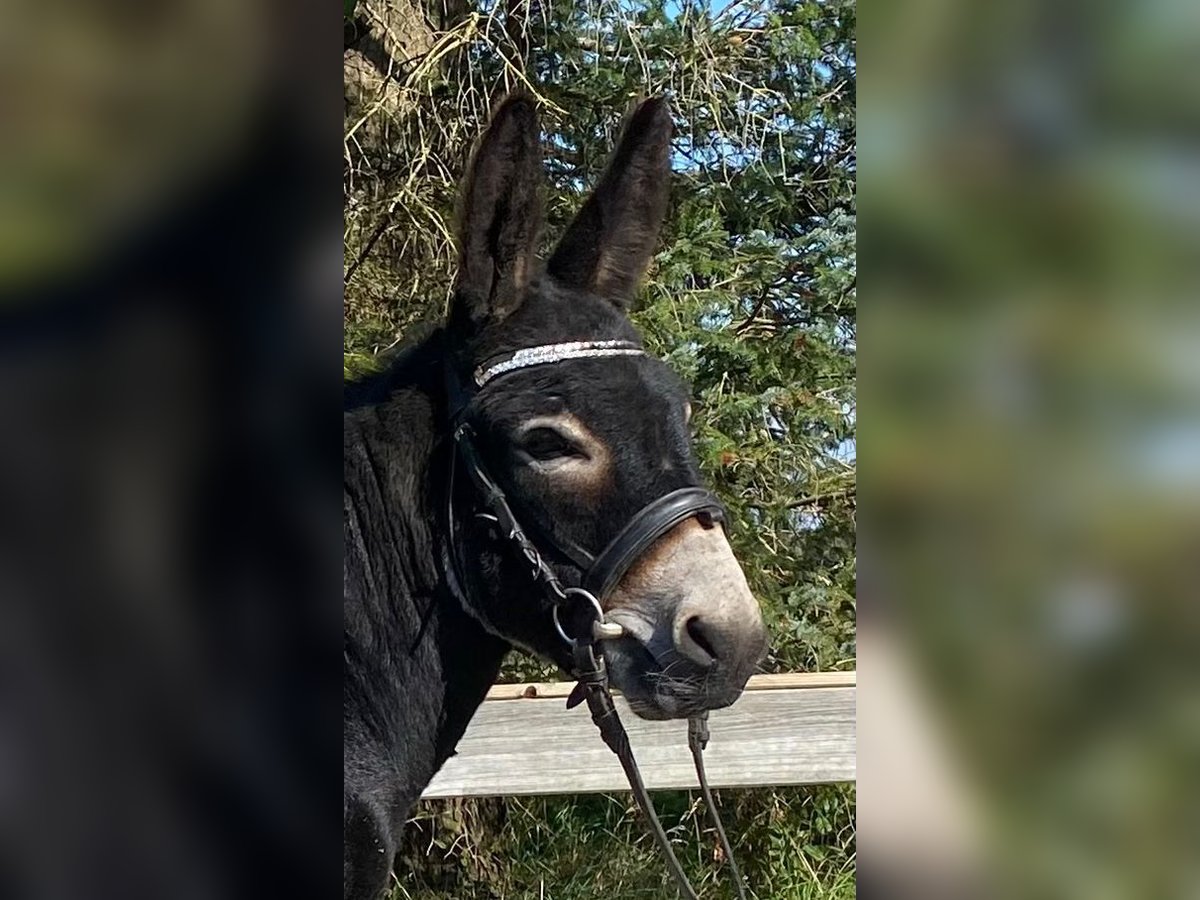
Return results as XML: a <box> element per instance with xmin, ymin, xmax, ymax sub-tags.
<box><xmin>443</xmin><ymin>339</ymin><xmax>748</xmax><ymax>900</ymax></box>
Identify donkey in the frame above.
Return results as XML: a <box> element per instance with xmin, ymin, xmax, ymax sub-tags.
<box><xmin>343</xmin><ymin>95</ymin><xmax>768</xmax><ymax>900</ymax></box>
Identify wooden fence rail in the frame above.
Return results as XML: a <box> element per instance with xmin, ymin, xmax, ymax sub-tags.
<box><xmin>422</xmin><ymin>672</ymin><xmax>856</xmax><ymax>800</ymax></box>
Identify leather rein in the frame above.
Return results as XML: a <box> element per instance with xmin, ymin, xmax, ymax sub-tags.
<box><xmin>443</xmin><ymin>339</ymin><xmax>748</xmax><ymax>900</ymax></box>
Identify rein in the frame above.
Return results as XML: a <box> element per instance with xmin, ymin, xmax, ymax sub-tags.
<box><xmin>443</xmin><ymin>339</ymin><xmax>748</xmax><ymax>900</ymax></box>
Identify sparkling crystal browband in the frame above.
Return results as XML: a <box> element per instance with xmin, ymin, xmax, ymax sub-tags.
<box><xmin>473</xmin><ymin>340</ymin><xmax>645</xmax><ymax>388</ymax></box>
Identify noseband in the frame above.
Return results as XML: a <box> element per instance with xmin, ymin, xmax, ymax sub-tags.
<box><xmin>443</xmin><ymin>339</ymin><xmax>748</xmax><ymax>900</ymax></box>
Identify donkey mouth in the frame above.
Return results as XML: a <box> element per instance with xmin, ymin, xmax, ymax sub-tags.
<box><xmin>601</xmin><ymin>631</ymin><xmax>747</xmax><ymax>721</ymax></box>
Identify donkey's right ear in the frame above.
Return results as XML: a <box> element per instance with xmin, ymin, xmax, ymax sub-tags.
<box><xmin>450</xmin><ymin>94</ymin><xmax>543</xmax><ymax>333</ymax></box>
<box><xmin>546</xmin><ymin>97</ymin><xmax>672</xmax><ymax>308</ymax></box>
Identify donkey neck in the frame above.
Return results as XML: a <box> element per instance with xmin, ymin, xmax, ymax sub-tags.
<box><xmin>343</xmin><ymin>331</ymin><xmax>508</xmax><ymax>811</ymax></box>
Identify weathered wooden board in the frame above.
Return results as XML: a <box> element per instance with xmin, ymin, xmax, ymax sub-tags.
<box><xmin>422</xmin><ymin>672</ymin><xmax>856</xmax><ymax>799</ymax></box>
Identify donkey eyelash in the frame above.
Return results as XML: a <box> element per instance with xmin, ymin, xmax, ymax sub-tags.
<box><xmin>517</xmin><ymin>427</ymin><xmax>584</xmax><ymax>462</ymax></box>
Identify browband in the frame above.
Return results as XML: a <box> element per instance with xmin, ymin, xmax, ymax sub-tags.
<box><xmin>474</xmin><ymin>340</ymin><xmax>644</xmax><ymax>388</ymax></box>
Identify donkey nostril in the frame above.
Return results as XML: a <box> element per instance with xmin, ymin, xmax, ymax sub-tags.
<box><xmin>685</xmin><ymin>616</ymin><xmax>719</xmax><ymax>663</ymax></box>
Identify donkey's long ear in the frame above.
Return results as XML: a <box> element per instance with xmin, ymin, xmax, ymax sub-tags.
<box><xmin>547</xmin><ymin>97</ymin><xmax>672</xmax><ymax>307</ymax></box>
<box><xmin>452</xmin><ymin>94</ymin><xmax>542</xmax><ymax>331</ymax></box>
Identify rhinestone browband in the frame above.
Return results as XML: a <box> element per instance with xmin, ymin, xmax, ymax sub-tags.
<box><xmin>473</xmin><ymin>340</ymin><xmax>645</xmax><ymax>388</ymax></box>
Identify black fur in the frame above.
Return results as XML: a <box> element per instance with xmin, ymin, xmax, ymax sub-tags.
<box><xmin>344</xmin><ymin>96</ymin><xmax>727</xmax><ymax>900</ymax></box>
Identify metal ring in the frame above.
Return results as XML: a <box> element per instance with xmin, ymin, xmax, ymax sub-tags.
<box><xmin>553</xmin><ymin>587</ymin><xmax>605</xmax><ymax>645</ymax></box>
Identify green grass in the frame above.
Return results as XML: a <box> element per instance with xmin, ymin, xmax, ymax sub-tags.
<box><xmin>391</xmin><ymin>785</ymin><xmax>855</xmax><ymax>900</ymax></box>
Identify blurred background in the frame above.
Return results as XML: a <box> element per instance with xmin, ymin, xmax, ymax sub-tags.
<box><xmin>859</xmin><ymin>0</ymin><xmax>1200</xmax><ymax>897</ymax></box>
<box><xmin>0</xmin><ymin>2</ymin><xmax>342</xmax><ymax>899</ymax></box>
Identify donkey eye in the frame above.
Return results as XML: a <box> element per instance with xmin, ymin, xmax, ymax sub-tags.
<box><xmin>518</xmin><ymin>427</ymin><xmax>580</xmax><ymax>461</ymax></box>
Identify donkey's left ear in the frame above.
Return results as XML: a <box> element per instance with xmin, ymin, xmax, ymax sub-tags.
<box><xmin>451</xmin><ymin>94</ymin><xmax>543</xmax><ymax>332</ymax></box>
<box><xmin>547</xmin><ymin>97</ymin><xmax>673</xmax><ymax>308</ymax></box>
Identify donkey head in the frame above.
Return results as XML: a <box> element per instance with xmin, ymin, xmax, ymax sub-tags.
<box><xmin>446</xmin><ymin>95</ymin><xmax>767</xmax><ymax>719</ymax></box>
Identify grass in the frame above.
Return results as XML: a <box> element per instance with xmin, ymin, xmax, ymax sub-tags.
<box><xmin>392</xmin><ymin>784</ymin><xmax>855</xmax><ymax>899</ymax></box>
